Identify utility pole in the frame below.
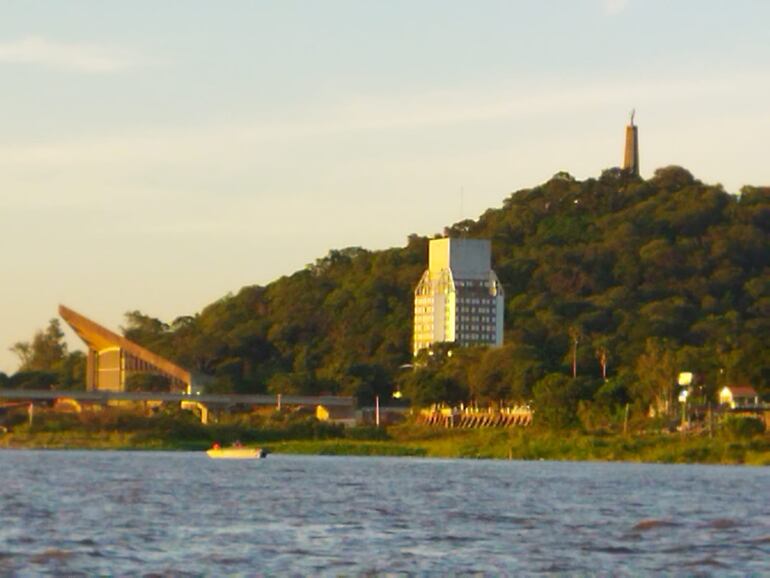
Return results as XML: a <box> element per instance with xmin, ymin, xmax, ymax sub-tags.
<box><xmin>623</xmin><ymin>403</ymin><xmax>629</xmax><ymax>436</ymax></box>
<box><xmin>596</xmin><ymin>346</ymin><xmax>608</xmax><ymax>380</ymax></box>
<box><xmin>569</xmin><ymin>327</ymin><xmax>580</xmax><ymax>379</ymax></box>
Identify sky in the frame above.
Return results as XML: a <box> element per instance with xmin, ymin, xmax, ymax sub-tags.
<box><xmin>1</xmin><ymin>0</ymin><xmax>769</xmax><ymax>373</ymax></box>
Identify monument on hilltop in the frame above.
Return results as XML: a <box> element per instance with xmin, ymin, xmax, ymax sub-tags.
<box><xmin>622</xmin><ymin>109</ymin><xmax>640</xmax><ymax>177</ymax></box>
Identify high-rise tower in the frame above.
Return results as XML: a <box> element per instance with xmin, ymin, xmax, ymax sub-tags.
<box><xmin>622</xmin><ymin>109</ymin><xmax>640</xmax><ymax>177</ymax></box>
<box><xmin>413</xmin><ymin>238</ymin><xmax>504</xmax><ymax>356</ymax></box>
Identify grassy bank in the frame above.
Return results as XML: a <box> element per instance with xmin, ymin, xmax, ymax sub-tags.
<box><xmin>0</xmin><ymin>429</ymin><xmax>770</xmax><ymax>466</ymax></box>
<box><xmin>269</xmin><ymin>440</ymin><xmax>427</xmax><ymax>457</ymax></box>
<box><xmin>2</xmin><ymin>411</ymin><xmax>768</xmax><ymax>465</ymax></box>
<box><xmin>266</xmin><ymin>427</ymin><xmax>770</xmax><ymax>465</ymax></box>
<box><xmin>388</xmin><ymin>426</ymin><xmax>770</xmax><ymax>465</ymax></box>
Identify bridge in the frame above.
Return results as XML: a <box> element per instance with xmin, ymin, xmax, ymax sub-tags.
<box><xmin>0</xmin><ymin>389</ymin><xmax>355</xmax><ymax>424</ymax></box>
<box><xmin>0</xmin><ymin>388</ymin><xmax>353</xmax><ymax>407</ymax></box>
<box><xmin>3</xmin><ymin>307</ymin><xmax>356</xmax><ymax>424</ymax></box>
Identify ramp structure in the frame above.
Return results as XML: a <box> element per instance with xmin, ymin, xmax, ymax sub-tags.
<box><xmin>59</xmin><ymin>305</ymin><xmax>191</xmax><ymax>392</ymax></box>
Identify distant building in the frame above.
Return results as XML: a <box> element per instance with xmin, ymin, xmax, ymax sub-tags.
<box><xmin>413</xmin><ymin>238</ymin><xmax>504</xmax><ymax>355</ymax></box>
<box><xmin>719</xmin><ymin>385</ymin><xmax>760</xmax><ymax>409</ymax></box>
<box><xmin>623</xmin><ymin>109</ymin><xmax>640</xmax><ymax>177</ymax></box>
<box><xmin>59</xmin><ymin>305</ymin><xmax>193</xmax><ymax>392</ymax></box>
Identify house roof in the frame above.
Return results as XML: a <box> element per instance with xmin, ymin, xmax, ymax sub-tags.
<box><xmin>723</xmin><ymin>385</ymin><xmax>758</xmax><ymax>397</ymax></box>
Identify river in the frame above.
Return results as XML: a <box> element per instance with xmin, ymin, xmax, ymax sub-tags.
<box><xmin>0</xmin><ymin>450</ymin><xmax>768</xmax><ymax>575</ymax></box>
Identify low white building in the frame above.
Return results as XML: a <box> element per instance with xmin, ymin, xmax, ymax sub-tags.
<box><xmin>719</xmin><ymin>385</ymin><xmax>760</xmax><ymax>409</ymax></box>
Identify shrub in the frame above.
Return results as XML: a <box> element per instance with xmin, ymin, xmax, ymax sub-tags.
<box><xmin>345</xmin><ymin>426</ymin><xmax>390</xmax><ymax>441</ymax></box>
<box><xmin>721</xmin><ymin>415</ymin><xmax>766</xmax><ymax>439</ymax></box>
<box><xmin>532</xmin><ymin>374</ymin><xmax>580</xmax><ymax>430</ymax></box>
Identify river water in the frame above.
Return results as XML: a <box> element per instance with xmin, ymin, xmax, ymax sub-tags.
<box><xmin>0</xmin><ymin>451</ymin><xmax>768</xmax><ymax>576</ymax></box>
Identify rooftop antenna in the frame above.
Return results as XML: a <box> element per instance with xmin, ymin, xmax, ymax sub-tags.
<box><xmin>630</xmin><ymin>108</ymin><xmax>636</xmax><ymax>126</ymax></box>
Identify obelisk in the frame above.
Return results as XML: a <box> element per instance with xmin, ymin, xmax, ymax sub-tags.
<box><xmin>622</xmin><ymin>109</ymin><xmax>639</xmax><ymax>177</ymax></box>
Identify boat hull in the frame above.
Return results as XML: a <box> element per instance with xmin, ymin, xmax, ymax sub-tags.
<box><xmin>206</xmin><ymin>448</ymin><xmax>264</xmax><ymax>459</ymax></box>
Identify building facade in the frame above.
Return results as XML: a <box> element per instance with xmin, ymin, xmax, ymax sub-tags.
<box><xmin>413</xmin><ymin>238</ymin><xmax>504</xmax><ymax>355</ymax></box>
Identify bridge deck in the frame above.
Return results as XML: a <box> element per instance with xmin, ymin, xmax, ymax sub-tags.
<box><xmin>0</xmin><ymin>389</ymin><xmax>354</xmax><ymax>408</ymax></box>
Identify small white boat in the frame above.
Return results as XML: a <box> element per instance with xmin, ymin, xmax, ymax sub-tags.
<box><xmin>206</xmin><ymin>447</ymin><xmax>266</xmax><ymax>459</ymax></box>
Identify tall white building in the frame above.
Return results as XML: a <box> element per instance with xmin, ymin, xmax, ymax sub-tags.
<box><xmin>413</xmin><ymin>238</ymin><xmax>504</xmax><ymax>355</ymax></box>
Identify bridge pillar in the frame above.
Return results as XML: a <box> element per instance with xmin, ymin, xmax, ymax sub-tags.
<box><xmin>180</xmin><ymin>400</ymin><xmax>209</xmax><ymax>424</ymax></box>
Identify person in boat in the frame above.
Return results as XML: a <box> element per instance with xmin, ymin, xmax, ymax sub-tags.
<box><xmin>212</xmin><ymin>442</ymin><xmax>221</xmax><ymax>450</ymax></box>
<box><xmin>232</xmin><ymin>439</ymin><xmax>243</xmax><ymax>448</ymax></box>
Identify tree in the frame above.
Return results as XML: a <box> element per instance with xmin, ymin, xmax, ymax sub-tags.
<box><xmin>469</xmin><ymin>344</ymin><xmax>543</xmax><ymax>405</ymax></box>
<box><xmin>633</xmin><ymin>339</ymin><xmax>678</xmax><ymax>417</ymax></box>
<box><xmin>397</xmin><ymin>367</ymin><xmax>466</xmax><ymax>407</ymax></box>
<box><xmin>56</xmin><ymin>351</ymin><xmax>87</xmax><ymax>390</ymax></box>
<box><xmin>8</xmin><ymin>371</ymin><xmax>58</xmax><ymax>390</ymax></box>
<box><xmin>10</xmin><ymin>319</ymin><xmax>67</xmax><ymax>372</ymax></box>
<box><xmin>9</xmin><ymin>320</ymin><xmax>89</xmax><ymax>390</ymax></box>
<box><xmin>266</xmin><ymin>372</ymin><xmax>317</xmax><ymax>396</ymax></box>
<box><xmin>532</xmin><ymin>373</ymin><xmax>581</xmax><ymax>430</ymax></box>
<box><xmin>122</xmin><ymin>311</ymin><xmax>170</xmax><ymax>353</ymax></box>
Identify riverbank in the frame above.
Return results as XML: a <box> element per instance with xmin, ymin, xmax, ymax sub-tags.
<box><xmin>270</xmin><ymin>427</ymin><xmax>770</xmax><ymax>465</ymax></box>
<box><xmin>2</xmin><ymin>423</ymin><xmax>769</xmax><ymax>465</ymax></box>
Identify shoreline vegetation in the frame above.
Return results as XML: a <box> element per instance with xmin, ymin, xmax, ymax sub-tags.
<box><xmin>1</xmin><ymin>409</ymin><xmax>768</xmax><ymax>465</ymax></box>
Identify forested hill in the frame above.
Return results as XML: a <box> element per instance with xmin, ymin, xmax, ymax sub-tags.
<box><xmin>122</xmin><ymin>166</ymin><xmax>770</xmax><ymax>406</ymax></box>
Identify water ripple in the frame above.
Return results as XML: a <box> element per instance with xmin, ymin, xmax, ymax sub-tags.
<box><xmin>0</xmin><ymin>451</ymin><xmax>768</xmax><ymax>575</ymax></box>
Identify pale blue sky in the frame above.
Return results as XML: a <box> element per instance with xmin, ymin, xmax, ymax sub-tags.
<box><xmin>1</xmin><ymin>0</ymin><xmax>769</xmax><ymax>372</ymax></box>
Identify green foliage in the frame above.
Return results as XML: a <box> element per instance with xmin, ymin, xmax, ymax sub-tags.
<box><xmin>10</xmin><ymin>319</ymin><xmax>67</xmax><ymax>371</ymax></box>
<box><xmin>124</xmin><ymin>373</ymin><xmax>172</xmax><ymax>392</ymax></box>
<box><xmin>13</xmin><ymin>406</ymin><xmax>352</xmax><ymax>446</ymax></box>
<box><xmin>344</xmin><ymin>425</ymin><xmax>390</xmax><ymax>441</ymax></box>
<box><xmin>55</xmin><ymin>352</ymin><xmax>87</xmax><ymax>390</ymax></box>
<box><xmin>470</xmin><ymin>344</ymin><xmax>544</xmax><ymax>405</ymax></box>
<box><xmin>632</xmin><ymin>339</ymin><xmax>678</xmax><ymax>417</ymax></box>
<box><xmin>8</xmin><ymin>319</ymin><xmax>85</xmax><ymax>390</ymax></box>
<box><xmin>270</xmin><ymin>440</ymin><xmax>426</xmax><ymax>457</ymax></box>
<box><xmin>398</xmin><ymin>367</ymin><xmax>466</xmax><ymax>407</ymax></box>
<box><xmin>532</xmin><ymin>374</ymin><xmax>581</xmax><ymax>430</ymax></box>
<box><xmin>721</xmin><ymin>415</ymin><xmax>766</xmax><ymax>439</ymax></box>
<box><xmin>8</xmin><ymin>371</ymin><xmax>58</xmax><ymax>390</ymax></box>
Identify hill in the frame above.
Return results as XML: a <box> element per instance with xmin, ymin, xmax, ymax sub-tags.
<box><xmin>8</xmin><ymin>165</ymin><xmax>766</xmax><ymax>427</ymax></box>
<box><xmin>112</xmin><ymin>166</ymin><xmax>769</xmax><ymax>420</ymax></box>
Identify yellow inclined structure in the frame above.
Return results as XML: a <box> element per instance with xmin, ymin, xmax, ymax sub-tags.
<box><xmin>59</xmin><ymin>305</ymin><xmax>192</xmax><ymax>393</ymax></box>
